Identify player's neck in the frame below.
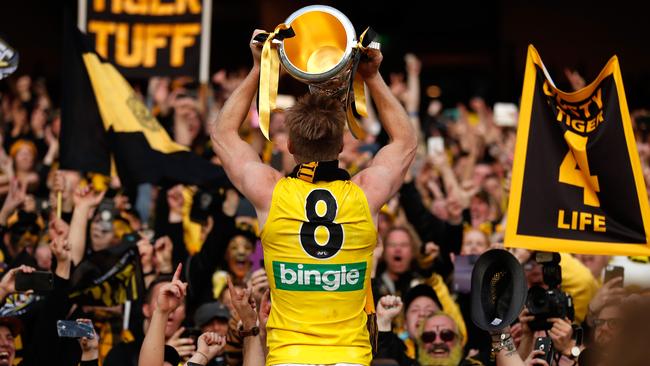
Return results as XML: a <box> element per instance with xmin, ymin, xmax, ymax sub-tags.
<box><xmin>293</xmin><ymin>155</ymin><xmax>340</xmax><ymax>165</ymax></box>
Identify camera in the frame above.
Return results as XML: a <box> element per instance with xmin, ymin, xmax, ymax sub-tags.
<box><xmin>526</xmin><ymin>252</ymin><xmax>574</xmax><ymax>331</ymax></box>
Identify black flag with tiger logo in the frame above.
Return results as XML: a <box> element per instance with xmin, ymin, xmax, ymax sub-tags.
<box><xmin>505</xmin><ymin>45</ymin><xmax>650</xmax><ymax>256</ymax></box>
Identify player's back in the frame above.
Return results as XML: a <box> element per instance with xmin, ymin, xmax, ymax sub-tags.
<box><xmin>261</xmin><ymin>176</ymin><xmax>377</xmax><ymax>365</ymax></box>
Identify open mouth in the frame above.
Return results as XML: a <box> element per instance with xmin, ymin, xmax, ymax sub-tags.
<box><xmin>234</xmin><ymin>259</ymin><xmax>248</xmax><ymax>270</ymax></box>
<box><xmin>393</xmin><ymin>255</ymin><xmax>403</xmax><ymax>263</ymax></box>
<box><xmin>0</xmin><ymin>351</ymin><xmax>10</xmax><ymax>363</ymax></box>
<box><xmin>429</xmin><ymin>346</ymin><xmax>449</xmax><ymax>357</ymax></box>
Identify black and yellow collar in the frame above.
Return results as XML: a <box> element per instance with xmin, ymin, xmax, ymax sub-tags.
<box><xmin>289</xmin><ymin>160</ymin><xmax>350</xmax><ymax>183</ymax></box>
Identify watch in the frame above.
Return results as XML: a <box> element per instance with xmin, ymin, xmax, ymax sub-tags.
<box><xmin>568</xmin><ymin>346</ymin><xmax>581</xmax><ymax>359</ymax></box>
<box><xmin>238</xmin><ymin>325</ymin><xmax>260</xmax><ymax>338</ymax></box>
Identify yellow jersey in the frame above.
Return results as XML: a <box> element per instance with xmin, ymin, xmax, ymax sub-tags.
<box><xmin>261</xmin><ymin>176</ymin><xmax>377</xmax><ymax>365</ymax></box>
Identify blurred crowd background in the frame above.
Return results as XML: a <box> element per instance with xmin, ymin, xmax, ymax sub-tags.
<box><xmin>1</xmin><ymin>1</ymin><xmax>650</xmax><ymax>366</ymax></box>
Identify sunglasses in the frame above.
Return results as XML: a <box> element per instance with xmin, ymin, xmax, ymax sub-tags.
<box><xmin>421</xmin><ymin>329</ymin><xmax>456</xmax><ymax>343</ymax></box>
<box><xmin>593</xmin><ymin>318</ymin><xmax>622</xmax><ymax>329</ymax></box>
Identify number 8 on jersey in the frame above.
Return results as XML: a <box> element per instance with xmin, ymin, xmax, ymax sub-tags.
<box><xmin>300</xmin><ymin>189</ymin><xmax>344</xmax><ymax>259</ymax></box>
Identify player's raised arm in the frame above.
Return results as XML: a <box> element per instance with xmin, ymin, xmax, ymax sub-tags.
<box><xmin>210</xmin><ymin>30</ymin><xmax>282</xmax><ymax>216</ymax></box>
<box><xmin>352</xmin><ymin>48</ymin><xmax>418</xmax><ymax>215</ymax></box>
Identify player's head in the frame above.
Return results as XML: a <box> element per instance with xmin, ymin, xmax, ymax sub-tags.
<box><xmin>284</xmin><ymin>94</ymin><xmax>345</xmax><ymax>163</ymax></box>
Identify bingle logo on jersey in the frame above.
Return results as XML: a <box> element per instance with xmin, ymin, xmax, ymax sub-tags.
<box><xmin>505</xmin><ymin>45</ymin><xmax>650</xmax><ymax>256</ymax></box>
<box><xmin>273</xmin><ymin>261</ymin><xmax>366</xmax><ymax>291</ymax></box>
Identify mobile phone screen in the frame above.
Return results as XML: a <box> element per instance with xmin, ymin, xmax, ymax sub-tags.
<box><xmin>453</xmin><ymin>255</ymin><xmax>478</xmax><ymax>294</ymax></box>
<box><xmin>56</xmin><ymin>320</ymin><xmax>95</xmax><ymax>338</ymax></box>
<box><xmin>15</xmin><ymin>271</ymin><xmax>54</xmax><ymax>292</ymax></box>
<box><xmin>427</xmin><ymin>136</ymin><xmax>444</xmax><ymax>156</ymax></box>
<box><xmin>603</xmin><ymin>265</ymin><xmax>624</xmax><ymax>286</ymax></box>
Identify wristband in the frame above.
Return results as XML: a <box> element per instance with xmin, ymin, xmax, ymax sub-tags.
<box><xmin>197</xmin><ymin>351</ymin><xmax>209</xmax><ymax>362</ymax></box>
<box><xmin>490</xmin><ymin>333</ymin><xmax>515</xmax><ymax>354</ymax></box>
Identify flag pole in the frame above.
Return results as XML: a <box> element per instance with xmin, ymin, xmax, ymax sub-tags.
<box><xmin>57</xmin><ymin>191</ymin><xmax>62</xmax><ymax>219</ymax></box>
<box><xmin>77</xmin><ymin>0</ymin><xmax>87</xmax><ymax>32</ymax></box>
<box><xmin>198</xmin><ymin>0</ymin><xmax>213</xmax><ymax>115</ymax></box>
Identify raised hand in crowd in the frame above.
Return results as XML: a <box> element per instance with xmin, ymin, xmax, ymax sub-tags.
<box><xmin>228</xmin><ymin>276</ymin><xmax>257</xmax><ymax>328</ymax></box>
<box><xmin>167</xmin><ymin>184</ymin><xmax>184</xmax><ymax>223</ymax></box>
<box><xmin>72</xmin><ymin>185</ymin><xmax>106</xmax><ymax>211</ymax></box>
<box><xmin>564</xmin><ymin>68</ymin><xmax>586</xmax><ymax>91</ymax></box>
<box><xmin>247</xmin><ymin>268</ymin><xmax>269</xmax><ymax>307</ymax></box>
<box><xmin>154</xmin><ymin>236</ymin><xmax>174</xmax><ymax>274</ymax></box>
<box><xmin>0</xmin><ymin>178</ymin><xmax>27</xmax><ymax>225</ymax></box>
<box><xmin>259</xmin><ymin>288</ymin><xmax>271</xmax><ymax>331</ymax></box>
<box><xmin>69</xmin><ymin>185</ymin><xmax>106</xmax><ymax>265</ymax></box>
<box><xmin>158</xmin><ymin>264</ymin><xmax>187</xmax><ymax>314</ymax></box>
<box><xmin>0</xmin><ymin>150</ymin><xmax>14</xmax><ymax>183</ymax></box>
<box><xmin>50</xmin><ymin>236</ymin><xmax>72</xmax><ymax>279</ymax></box>
<box><xmin>137</xmin><ymin>236</ymin><xmax>155</xmax><ymax>286</ymax></box>
<box><xmin>547</xmin><ymin>317</ymin><xmax>573</xmax><ymax>357</ymax></box>
<box><xmin>77</xmin><ymin>318</ymin><xmax>100</xmax><ymax>362</ymax></box>
<box><xmin>43</xmin><ymin>124</ymin><xmax>59</xmax><ymax>166</ymax></box>
<box><xmin>513</xmin><ymin>308</ymin><xmax>535</xmax><ymax>359</ymax></box>
<box><xmin>376</xmin><ymin>295</ymin><xmax>403</xmax><ymax>332</ymax></box>
<box><xmin>403</xmin><ymin>53</ymin><xmax>421</xmax><ymax>116</ymax></box>
<box><xmin>166</xmin><ymin>326</ymin><xmax>196</xmax><ymax>361</ymax></box>
<box><xmin>445</xmin><ymin>190</ymin><xmax>465</xmax><ymax>225</ymax></box>
<box><xmin>49</xmin><ymin>216</ymin><xmax>70</xmax><ymax>241</ymax></box>
<box><xmin>140</xmin><ymin>263</ymin><xmax>190</xmax><ymax>366</ymax></box>
<box><xmin>523</xmin><ymin>350</ymin><xmax>549</xmax><ymax>366</ymax></box>
<box><xmin>228</xmin><ymin>274</ymin><xmax>265</xmax><ymax>366</ymax></box>
<box><xmin>586</xmin><ymin>276</ymin><xmax>625</xmax><ymax>326</ymax></box>
<box><xmin>184</xmin><ymin>332</ymin><xmax>226</xmax><ymax>366</ymax></box>
<box><xmin>49</xmin><ymin>170</ymin><xmax>80</xmax><ymax>214</ymax></box>
<box><xmin>222</xmin><ymin>188</ymin><xmax>240</xmax><ymax>218</ymax></box>
<box><xmin>0</xmin><ymin>265</ymin><xmax>35</xmax><ymax>301</ymax></box>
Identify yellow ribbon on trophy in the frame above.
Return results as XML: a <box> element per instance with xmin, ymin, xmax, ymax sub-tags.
<box><xmin>258</xmin><ymin>24</ymin><xmax>293</xmax><ymax>140</ymax></box>
<box><xmin>345</xmin><ymin>27</ymin><xmax>376</xmax><ymax>140</ymax></box>
<box><xmin>257</xmin><ymin>24</ymin><xmax>378</xmax><ymax>142</ymax></box>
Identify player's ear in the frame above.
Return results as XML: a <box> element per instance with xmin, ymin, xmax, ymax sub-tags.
<box><xmin>287</xmin><ymin>139</ymin><xmax>295</xmax><ymax>154</ymax></box>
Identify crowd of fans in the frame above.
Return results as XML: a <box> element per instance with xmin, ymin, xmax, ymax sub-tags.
<box><xmin>0</xmin><ymin>51</ymin><xmax>649</xmax><ymax>366</ymax></box>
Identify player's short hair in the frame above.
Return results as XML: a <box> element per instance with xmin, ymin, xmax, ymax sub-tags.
<box><xmin>284</xmin><ymin>94</ymin><xmax>345</xmax><ymax>162</ymax></box>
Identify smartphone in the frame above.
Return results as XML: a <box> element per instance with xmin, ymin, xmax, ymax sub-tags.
<box><xmin>122</xmin><ymin>232</ymin><xmax>140</xmax><ymax>246</ymax></box>
<box><xmin>533</xmin><ymin>336</ymin><xmax>554</xmax><ymax>363</ymax></box>
<box><xmin>15</xmin><ymin>271</ymin><xmax>54</xmax><ymax>292</ymax></box>
<box><xmin>603</xmin><ymin>265</ymin><xmax>624</xmax><ymax>286</ymax></box>
<box><xmin>190</xmin><ymin>189</ymin><xmax>220</xmax><ymax>225</ymax></box>
<box><xmin>427</xmin><ymin>136</ymin><xmax>444</xmax><ymax>156</ymax></box>
<box><xmin>494</xmin><ymin>102</ymin><xmax>518</xmax><ymax>127</ymax></box>
<box><xmin>453</xmin><ymin>255</ymin><xmax>479</xmax><ymax>294</ymax></box>
<box><xmin>56</xmin><ymin>320</ymin><xmax>95</xmax><ymax>338</ymax></box>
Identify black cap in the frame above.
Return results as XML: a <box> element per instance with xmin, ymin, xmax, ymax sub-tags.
<box><xmin>471</xmin><ymin>249</ymin><xmax>527</xmax><ymax>332</ymax></box>
<box><xmin>403</xmin><ymin>284</ymin><xmax>442</xmax><ymax>312</ymax></box>
<box><xmin>194</xmin><ymin>301</ymin><xmax>231</xmax><ymax>328</ymax></box>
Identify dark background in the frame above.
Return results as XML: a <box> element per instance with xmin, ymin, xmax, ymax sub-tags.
<box><xmin>2</xmin><ymin>0</ymin><xmax>649</xmax><ymax>110</ymax></box>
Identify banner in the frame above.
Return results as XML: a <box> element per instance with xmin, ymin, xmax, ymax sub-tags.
<box><xmin>60</xmin><ymin>15</ymin><xmax>228</xmax><ymax>189</ymax></box>
<box><xmin>79</xmin><ymin>0</ymin><xmax>211</xmax><ymax>79</ymax></box>
<box><xmin>505</xmin><ymin>45</ymin><xmax>650</xmax><ymax>256</ymax></box>
<box><xmin>69</xmin><ymin>240</ymin><xmax>144</xmax><ymax>307</ymax></box>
